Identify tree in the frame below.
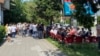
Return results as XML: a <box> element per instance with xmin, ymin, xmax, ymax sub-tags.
<box><xmin>4</xmin><ymin>0</ymin><xmax>26</xmax><ymax>24</ymax></box>
<box><xmin>35</xmin><ymin>0</ymin><xmax>62</xmax><ymax>24</ymax></box>
<box><xmin>72</xmin><ymin>0</ymin><xmax>99</xmax><ymax>29</ymax></box>
<box><xmin>22</xmin><ymin>1</ymin><xmax>34</xmax><ymax>22</ymax></box>
<box><xmin>4</xmin><ymin>0</ymin><xmax>62</xmax><ymax>24</ymax></box>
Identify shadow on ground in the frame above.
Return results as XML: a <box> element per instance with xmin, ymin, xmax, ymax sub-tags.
<box><xmin>43</xmin><ymin>49</ymin><xmax>67</xmax><ymax>56</ymax></box>
<box><xmin>0</xmin><ymin>39</ymin><xmax>6</xmax><ymax>47</ymax></box>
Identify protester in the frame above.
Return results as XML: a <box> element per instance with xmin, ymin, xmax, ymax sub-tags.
<box><xmin>11</xmin><ymin>24</ymin><xmax>17</xmax><ymax>38</ymax></box>
<box><xmin>5</xmin><ymin>24</ymin><xmax>12</xmax><ymax>42</ymax></box>
<box><xmin>32</xmin><ymin>23</ymin><xmax>38</xmax><ymax>38</ymax></box>
<box><xmin>37</xmin><ymin>23</ymin><xmax>44</xmax><ymax>39</ymax></box>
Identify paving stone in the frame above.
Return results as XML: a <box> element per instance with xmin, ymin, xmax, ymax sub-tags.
<box><xmin>0</xmin><ymin>35</ymin><xmax>66</xmax><ymax>56</ymax></box>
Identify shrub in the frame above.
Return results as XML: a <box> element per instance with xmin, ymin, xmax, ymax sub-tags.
<box><xmin>0</xmin><ymin>25</ymin><xmax>6</xmax><ymax>42</ymax></box>
<box><xmin>97</xmin><ymin>16</ymin><xmax>100</xmax><ymax>24</ymax></box>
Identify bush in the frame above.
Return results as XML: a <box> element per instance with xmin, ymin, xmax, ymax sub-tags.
<box><xmin>97</xmin><ymin>16</ymin><xmax>100</xmax><ymax>24</ymax></box>
<box><xmin>0</xmin><ymin>25</ymin><xmax>6</xmax><ymax>42</ymax></box>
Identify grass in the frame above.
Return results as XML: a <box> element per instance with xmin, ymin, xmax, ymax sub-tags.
<box><xmin>46</xmin><ymin>37</ymin><xmax>100</xmax><ymax>56</ymax></box>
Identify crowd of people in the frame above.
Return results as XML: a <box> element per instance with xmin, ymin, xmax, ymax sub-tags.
<box><xmin>5</xmin><ymin>22</ymin><xmax>45</xmax><ymax>42</ymax></box>
<box><xmin>5</xmin><ymin>22</ymin><xmax>93</xmax><ymax>43</ymax></box>
<box><xmin>49</xmin><ymin>24</ymin><xmax>94</xmax><ymax>43</ymax></box>
<box><xmin>50</xmin><ymin>24</ymin><xmax>92</xmax><ymax>38</ymax></box>
<box><xmin>4</xmin><ymin>22</ymin><xmax>100</xmax><ymax>52</ymax></box>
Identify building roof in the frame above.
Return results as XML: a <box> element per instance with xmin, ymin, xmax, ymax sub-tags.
<box><xmin>0</xmin><ymin>0</ymin><xmax>5</xmax><ymax>4</ymax></box>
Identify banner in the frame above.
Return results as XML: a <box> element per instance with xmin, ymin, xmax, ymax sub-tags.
<box><xmin>83</xmin><ymin>1</ymin><xmax>94</xmax><ymax>15</ymax></box>
<box><xmin>64</xmin><ymin>0</ymin><xmax>94</xmax><ymax>16</ymax></box>
<box><xmin>63</xmin><ymin>0</ymin><xmax>75</xmax><ymax>16</ymax></box>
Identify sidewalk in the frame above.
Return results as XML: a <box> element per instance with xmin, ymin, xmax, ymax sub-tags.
<box><xmin>0</xmin><ymin>35</ymin><xmax>66</xmax><ymax>56</ymax></box>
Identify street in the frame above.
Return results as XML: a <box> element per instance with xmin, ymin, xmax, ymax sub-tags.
<box><xmin>0</xmin><ymin>35</ymin><xmax>66</xmax><ymax>56</ymax></box>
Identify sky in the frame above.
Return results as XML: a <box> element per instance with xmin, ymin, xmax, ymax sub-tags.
<box><xmin>22</xmin><ymin>0</ymin><xmax>30</xmax><ymax>2</ymax></box>
<box><xmin>96</xmin><ymin>10</ymin><xmax>100</xmax><ymax>16</ymax></box>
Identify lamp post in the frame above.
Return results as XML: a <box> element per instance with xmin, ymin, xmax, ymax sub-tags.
<box><xmin>60</xmin><ymin>0</ymin><xmax>63</xmax><ymax>24</ymax></box>
<box><xmin>60</xmin><ymin>0</ymin><xmax>65</xmax><ymax>25</ymax></box>
<box><xmin>70</xmin><ymin>0</ymin><xmax>77</xmax><ymax>28</ymax></box>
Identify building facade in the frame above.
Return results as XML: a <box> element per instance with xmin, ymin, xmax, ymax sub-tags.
<box><xmin>0</xmin><ymin>0</ymin><xmax>10</xmax><ymax>25</ymax></box>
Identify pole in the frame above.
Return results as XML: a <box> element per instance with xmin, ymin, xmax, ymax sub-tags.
<box><xmin>61</xmin><ymin>0</ymin><xmax>64</xmax><ymax>25</ymax></box>
<box><xmin>94</xmin><ymin>14</ymin><xmax>97</xmax><ymax>25</ymax></box>
<box><xmin>71</xmin><ymin>9</ymin><xmax>77</xmax><ymax>28</ymax></box>
<box><xmin>71</xmin><ymin>17</ymin><xmax>77</xmax><ymax>28</ymax></box>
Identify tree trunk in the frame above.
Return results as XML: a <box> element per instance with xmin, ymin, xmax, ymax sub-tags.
<box><xmin>50</xmin><ymin>17</ymin><xmax>53</xmax><ymax>26</ymax></box>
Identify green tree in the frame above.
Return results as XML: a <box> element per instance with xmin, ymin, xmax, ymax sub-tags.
<box><xmin>97</xmin><ymin>16</ymin><xmax>100</xmax><ymax>24</ymax></box>
<box><xmin>72</xmin><ymin>0</ymin><xmax>95</xmax><ymax>29</ymax></box>
<box><xmin>22</xmin><ymin>2</ymin><xmax>32</xmax><ymax>22</ymax></box>
<box><xmin>35</xmin><ymin>0</ymin><xmax>62</xmax><ymax>24</ymax></box>
<box><xmin>4</xmin><ymin>0</ymin><xmax>26</xmax><ymax>24</ymax></box>
<box><xmin>4</xmin><ymin>0</ymin><xmax>62</xmax><ymax>24</ymax></box>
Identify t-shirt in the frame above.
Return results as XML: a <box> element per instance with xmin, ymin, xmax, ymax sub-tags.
<box><xmin>32</xmin><ymin>24</ymin><xmax>37</xmax><ymax>31</ymax></box>
<box><xmin>11</xmin><ymin>26</ymin><xmax>16</xmax><ymax>32</ymax></box>
<box><xmin>7</xmin><ymin>26</ymin><xmax>12</xmax><ymax>34</ymax></box>
<box><xmin>68</xmin><ymin>29</ymin><xmax>76</xmax><ymax>35</ymax></box>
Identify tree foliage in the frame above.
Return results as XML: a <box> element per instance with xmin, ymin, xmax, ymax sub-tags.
<box><xmin>35</xmin><ymin>0</ymin><xmax>62</xmax><ymax>24</ymax></box>
<box><xmin>22</xmin><ymin>1</ymin><xmax>34</xmax><ymax>22</ymax></box>
<box><xmin>72</xmin><ymin>0</ymin><xmax>97</xmax><ymax>29</ymax></box>
<box><xmin>4</xmin><ymin>0</ymin><xmax>27</xmax><ymax>24</ymax></box>
<box><xmin>97</xmin><ymin>16</ymin><xmax>100</xmax><ymax>24</ymax></box>
<box><xmin>4</xmin><ymin>0</ymin><xmax>62</xmax><ymax>24</ymax></box>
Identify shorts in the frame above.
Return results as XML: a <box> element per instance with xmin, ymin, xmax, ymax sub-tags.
<box><xmin>7</xmin><ymin>33</ymin><xmax>11</xmax><ymax>37</ymax></box>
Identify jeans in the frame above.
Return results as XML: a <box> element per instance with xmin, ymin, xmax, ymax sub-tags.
<box><xmin>22</xmin><ymin>30</ymin><xmax>27</xmax><ymax>37</ymax></box>
<box><xmin>29</xmin><ymin>29</ymin><xmax>33</xmax><ymax>36</ymax></box>
<box><xmin>32</xmin><ymin>31</ymin><xmax>38</xmax><ymax>38</ymax></box>
<box><xmin>38</xmin><ymin>31</ymin><xmax>43</xmax><ymax>39</ymax></box>
<box><xmin>12</xmin><ymin>32</ymin><xmax>16</xmax><ymax>38</ymax></box>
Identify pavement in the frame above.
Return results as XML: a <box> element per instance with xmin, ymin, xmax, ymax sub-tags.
<box><xmin>0</xmin><ymin>35</ymin><xmax>66</xmax><ymax>56</ymax></box>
